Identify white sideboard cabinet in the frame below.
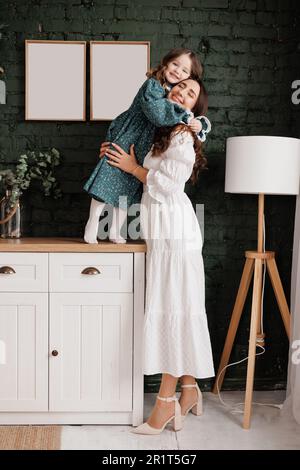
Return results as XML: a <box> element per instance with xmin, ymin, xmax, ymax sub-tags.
<box><xmin>0</xmin><ymin>238</ymin><xmax>146</xmax><ymax>425</ymax></box>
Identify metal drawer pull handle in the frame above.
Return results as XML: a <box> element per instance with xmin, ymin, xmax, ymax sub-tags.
<box><xmin>0</xmin><ymin>266</ymin><xmax>16</xmax><ymax>274</ymax></box>
<box><xmin>81</xmin><ymin>267</ymin><xmax>101</xmax><ymax>275</ymax></box>
<box><xmin>51</xmin><ymin>350</ymin><xmax>59</xmax><ymax>357</ymax></box>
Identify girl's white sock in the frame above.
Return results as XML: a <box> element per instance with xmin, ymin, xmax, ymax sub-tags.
<box><xmin>84</xmin><ymin>198</ymin><xmax>105</xmax><ymax>244</ymax></box>
<box><xmin>109</xmin><ymin>206</ymin><xmax>128</xmax><ymax>244</ymax></box>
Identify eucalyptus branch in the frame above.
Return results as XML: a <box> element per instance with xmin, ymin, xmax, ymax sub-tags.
<box><xmin>0</xmin><ymin>148</ymin><xmax>62</xmax><ymax>209</ymax></box>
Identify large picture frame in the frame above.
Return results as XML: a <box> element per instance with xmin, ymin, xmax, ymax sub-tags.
<box><xmin>90</xmin><ymin>41</ymin><xmax>150</xmax><ymax>121</ymax></box>
<box><xmin>25</xmin><ymin>40</ymin><xmax>86</xmax><ymax>121</ymax></box>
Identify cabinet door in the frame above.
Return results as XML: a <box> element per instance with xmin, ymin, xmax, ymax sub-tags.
<box><xmin>49</xmin><ymin>293</ymin><xmax>133</xmax><ymax>412</ymax></box>
<box><xmin>0</xmin><ymin>293</ymin><xmax>48</xmax><ymax>411</ymax></box>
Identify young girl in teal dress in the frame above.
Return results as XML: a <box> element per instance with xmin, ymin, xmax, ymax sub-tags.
<box><xmin>83</xmin><ymin>47</ymin><xmax>211</xmax><ymax>244</ymax></box>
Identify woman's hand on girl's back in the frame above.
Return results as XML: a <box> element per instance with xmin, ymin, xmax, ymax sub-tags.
<box><xmin>99</xmin><ymin>141</ymin><xmax>111</xmax><ymax>158</ymax></box>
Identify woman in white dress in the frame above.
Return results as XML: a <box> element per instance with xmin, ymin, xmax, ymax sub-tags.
<box><xmin>103</xmin><ymin>77</ymin><xmax>215</xmax><ymax>435</ymax></box>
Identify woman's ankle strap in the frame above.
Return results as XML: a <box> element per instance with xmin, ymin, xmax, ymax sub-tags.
<box><xmin>181</xmin><ymin>383</ymin><xmax>197</xmax><ymax>388</ymax></box>
<box><xmin>157</xmin><ymin>394</ymin><xmax>177</xmax><ymax>402</ymax></box>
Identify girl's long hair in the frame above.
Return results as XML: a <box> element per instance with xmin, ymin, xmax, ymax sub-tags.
<box><xmin>151</xmin><ymin>78</ymin><xmax>208</xmax><ymax>185</ymax></box>
<box><xmin>146</xmin><ymin>48</ymin><xmax>203</xmax><ymax>89</ymax></box>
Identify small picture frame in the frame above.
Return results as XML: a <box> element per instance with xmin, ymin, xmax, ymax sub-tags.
<box><xmin>25</xmin><ymin>40</ymin><xmax>86</xmax><ymax>121</ymax></box>
<box><xmin>90</xmin><ymin>41</ymin><xmax>150</xmax><ymax>121</ymax></box>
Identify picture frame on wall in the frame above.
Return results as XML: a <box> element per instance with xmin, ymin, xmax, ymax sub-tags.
<box><xmin>25</xmin><ymin>40</ymin><xmax>86</xmax><ymax>121</ymax></box>
<box><xmin>90</xmin><ymin>41</ymin><xmax>150</xmax><ymax>121</ymax></box>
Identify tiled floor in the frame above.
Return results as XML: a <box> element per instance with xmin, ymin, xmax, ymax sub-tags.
<box><xmin>61</xmin><ymin>391</ymin><xmax>300</xmax><ymax>450</ymax></box>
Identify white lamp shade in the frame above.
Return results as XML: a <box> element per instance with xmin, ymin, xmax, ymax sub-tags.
<box><xmin>225</xmin><ymin>136</ymin><xmax>300</xmax><ymax>195</ymax></box>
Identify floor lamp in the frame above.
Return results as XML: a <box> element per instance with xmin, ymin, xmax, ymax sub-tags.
<box><xmin>212</xmin><ymin>135</ymin><xmax>300</xmax><ymax>429</ymax></box>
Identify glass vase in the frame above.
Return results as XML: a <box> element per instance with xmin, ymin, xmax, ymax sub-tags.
<box><xmin>0</xmin><ymin>189</ymin><xmax>21</xmax><ymax>238</ymax></box>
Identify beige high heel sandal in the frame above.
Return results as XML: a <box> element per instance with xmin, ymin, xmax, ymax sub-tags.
<box><xmin>180</xmin><ymin>382</ymin><xmax>203</xmax><ymax>420</ymax></box>
<box><xmin>131</xmin><ymin>394</ymin><xmax>183</xmax><ymax>435</ymax></box>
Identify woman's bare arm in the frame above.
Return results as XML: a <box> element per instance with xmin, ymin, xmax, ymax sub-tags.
<box><xmin>130</xmin><ymin>165</ymin><xmax>148</xmax><ymax>184</ymax></box>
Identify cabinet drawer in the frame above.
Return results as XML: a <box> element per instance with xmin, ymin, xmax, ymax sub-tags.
<box><xmin>49</xmin><ymin>253</ymin><xmax>133</xmax><ymax>293</ymax></box>
<box><xmin>0</xmin><ymin>253</ymin><xmax>48</xmax><ymax>292</ymax></box>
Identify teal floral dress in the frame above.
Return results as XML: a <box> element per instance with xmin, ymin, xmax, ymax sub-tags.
<box><xmin>83</xmin><ymin>78</ymin><xmax>210</xmax><ymax>209</ymax></box>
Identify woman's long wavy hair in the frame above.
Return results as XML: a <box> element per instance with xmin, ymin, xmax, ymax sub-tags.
<box><xmin>151</xmin><ymin>78</ymin><xmax>209</xmax><ymax>185</ymax></box>
<box><xmin>146</xmin><ymin>48</ymin><xmax>203</xmax><ymax>89</ymax></box>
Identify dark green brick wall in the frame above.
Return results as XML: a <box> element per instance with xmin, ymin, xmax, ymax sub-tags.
<box><xmin>0</xmin><ymin>0</ymin><xmax>300</xmax><ymax>392</ymax></box>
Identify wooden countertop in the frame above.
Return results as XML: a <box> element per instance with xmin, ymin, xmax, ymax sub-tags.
<box><xmin>0</xmin><ymin>238</ymin><xmax>147</xmax><ymax>253</ymax></box>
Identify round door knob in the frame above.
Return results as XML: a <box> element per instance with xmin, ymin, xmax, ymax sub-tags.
<box><xmin>51</xmin><ymin>350</ymin><xmax>59</xmax><ymax>357</ymax></box>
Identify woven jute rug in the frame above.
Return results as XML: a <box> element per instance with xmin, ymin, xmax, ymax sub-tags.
<box><xmin>0</xmin><ymin>426</ymin><xmax>61</xmax><ymax>450</ymax></box>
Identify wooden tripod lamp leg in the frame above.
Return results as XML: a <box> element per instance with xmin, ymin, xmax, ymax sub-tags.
<box><xmin>266</xmin><ymin>257</ymin><xmax>291</xmax><ymax>339</ymax></box>
<box><xmin>212</xmin><ymin>257</ymin><xmax>255</xmax><ymax>394</ymax></box>
<box><xmin>243</xmin><ymin>258</ymin><xmax>263</xmax><ymax>429</ymax></box>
